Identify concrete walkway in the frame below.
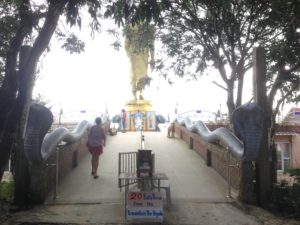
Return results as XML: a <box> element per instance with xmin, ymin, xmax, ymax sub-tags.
<box><xmin>10</xmin><ymin>131</ymin><xmax>263</xmax><ymax>225</ymax></box>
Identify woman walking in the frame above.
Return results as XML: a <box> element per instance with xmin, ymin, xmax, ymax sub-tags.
<box><xmin>121</xmin><ymin>109</ymin><xmax>127</xmax><ymax>132</ymax></box>
<box><xmin>87</xmin><ymin>117</ymin><xmax>106</xmax><ymax>179</ymax></box>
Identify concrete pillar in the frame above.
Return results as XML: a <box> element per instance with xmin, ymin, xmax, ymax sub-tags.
<box><xmin>253</xmin><ymin>47</ymin><xmax>271</xmax><ymax>207</ymax></box>
<box><xmin>189</xmin><ymin>137</ymin><xmax>193</xmax><ymax>149</ymax></box>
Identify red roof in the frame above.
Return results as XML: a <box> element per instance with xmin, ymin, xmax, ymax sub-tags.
<box><xmin>275</xmin><ymin>124</ymin><xmax>300</xmax><ymax>134</ymax></box>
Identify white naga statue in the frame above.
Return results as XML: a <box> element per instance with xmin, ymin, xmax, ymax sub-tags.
<box><xmin>125</xmin><ymin>24</ymin><xmax>155</xmax><ymax>100</ymax></box>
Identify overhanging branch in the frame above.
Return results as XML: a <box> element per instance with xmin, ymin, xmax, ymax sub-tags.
<box><xmin>212</xmin><ymin>80</ymin><xmax>227</xmax><ymax>91</ymax></box>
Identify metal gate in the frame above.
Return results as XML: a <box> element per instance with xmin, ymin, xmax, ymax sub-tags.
<box><xmin>118</xmin><ymin>152</ymin><xmax>138</xmax><ymax>190</ymax></box>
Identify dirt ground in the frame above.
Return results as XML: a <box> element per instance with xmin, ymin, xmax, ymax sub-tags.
<box><xmin>1</xmin><ymin>201</ymin><xmax>300</xmax><ymax>225</ymax></box>
<box><xmin>235</xmin><ymin>202</ymin><xmax>300</xmax><ymax>225</ymax></box>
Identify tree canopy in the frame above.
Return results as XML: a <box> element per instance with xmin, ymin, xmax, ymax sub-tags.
<box><xmin>0</xmin><ymin>1</ymin><xmax>19</xmax><ymax>84</ymax></box>
<box><xmin>154</xmin><ymin>0</ymin><xmax>299</xmax><ymax>117</ymax></box>
<box><xmin>265</xmin><ymin>0</ymin><xmax>300</xmax><ymax>117</ymax></box>
<box><xmin>105</xmin><ymin>0</ymin><xmax>300</xmax><ymax>119</ymax></box>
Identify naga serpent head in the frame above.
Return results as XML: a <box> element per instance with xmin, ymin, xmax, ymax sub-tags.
<box><xmin>232</xmin><ymin>103</ymin><xmax>264</xmax><ymax>161</ymax></box>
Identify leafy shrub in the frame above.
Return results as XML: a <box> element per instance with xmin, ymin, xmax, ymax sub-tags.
<box><xmin>270</xmin><ymin>182</ymin><xmax>300</xmax><ymax>218</ymax></box>
<box><xmin>287</xmin><ymin>168</ymin><xmax>300</xmax><ymax>183</ymax></box>
<box><xmin>0</xmin><ymin>181</ymin><xmax>14</xmax><ymax>202</ymax></box>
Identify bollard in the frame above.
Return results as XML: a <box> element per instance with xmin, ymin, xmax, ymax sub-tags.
<box><xmin>46</xmin><ymin>145</ymin><xmax>62</xmax><ymax>200</ymax></box>
<box><xmin>206</xmin><ymin>150</ymin><xmax>212</xmax><ymax>167</ymax></box>
<box><xmin>141</xmin><ymin>130</ymin><xmax>145</xmax><ymax>149</ymax></box>
<box><xmin>189</xmin><ymin>137</ymin><xmax>193</xmax><ymax>149</ymax></box>
<box><xmin>54</xmin><ymin>147</ymin><xmax>59</xmax><ymax>199</ymax></box>
<box><xmin>227</xmin><ymin>149</ymin><xmax>231</xmax><ymax>198</ymax></box>
<box><xmin>226</xmin><ymin>148</ymin><xmax>240</xmax><ymax>199</ymax></box>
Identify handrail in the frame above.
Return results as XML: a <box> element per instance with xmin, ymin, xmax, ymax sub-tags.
<box><xmin>41</xmin><ymin>120</ymin><xmax>91</xmax><ymax>160</ymax></box>
<box><xmin>176</xmin><ymin>103</ymin><xmax>264</xmax><ymax>162</ymax></box>
<box><xmin>24</xmin><ymin>103</ymin><xmax>109</xmax><ymax>163</ymax></box>
<box><xmin>176</xmin><ymin>117</ymin><xmax>245</xmax><ymax>158</ymax></box>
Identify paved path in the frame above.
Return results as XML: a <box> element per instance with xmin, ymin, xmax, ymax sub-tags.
<box><xmin>10</xmin><ymin>131</ymin><xmax>263</xmax><ymax>225</ymax></box>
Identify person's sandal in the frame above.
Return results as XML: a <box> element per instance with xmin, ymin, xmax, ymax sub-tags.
<box><xmin>94</xmin><ymin>175</ymin><xmax>99</xmax><ymax>179</ymax></box>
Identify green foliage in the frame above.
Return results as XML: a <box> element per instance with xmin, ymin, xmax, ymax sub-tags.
<box><xmin>104</xmin><ymin>0</ymin><xmax>170</xmax><ymax>26</ymax></box>
<box><xmin>265</xmin><ymin>0</ymin><xmax>300</xmax><ymax>114</ymax></box>
<box><xmin>33</xmin><ymin>93</ymin><xmax>50</xmax><ymax>106</ymax></box>
<box><xmin>270</xmin><ymin>182</ymin><xmax>300</xmax><ymax>218</ymax></box>
<box><xmin>152</xmin><ymin>0</ymin><xmax>300</xmax><ymax>116</ymax></box>
<box><xmin>61</xmin><ymin>34</ymin><xmax>85</xmax><ymax>54</ymax></box>
<box><xmin>0</xmin><ymin>0</ymin><xmax>19</xmax><ymax>85</ymax></box>
<box><xmin>0</xmin><ymin>181</ymin><xmax>14</xmax><ymax>202</ymax></box>
<box><xmin>287</xmin><ymin>168</ymin><xmax>300</xmax><ymax>183</ymax></box>
<box><xmin>154</xmin><ymin>0</ymin><xmax>281</xmax><ymax>114</ymax></box>
<box><xmin>124</xmin><ymin>23</ymin><xmax>155</xmax><ymax>54</ymax></box>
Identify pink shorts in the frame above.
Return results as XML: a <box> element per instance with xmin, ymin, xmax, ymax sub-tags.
<box><xmin>88</xmin><ymin>145</ymin><xmax>103</xmax><ymax>156</ymax></box>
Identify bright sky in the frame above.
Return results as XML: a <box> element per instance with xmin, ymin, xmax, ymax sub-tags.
<box><xmin>32</xmin><ymin>20</ymin><xmax>253</xmax><ymax>122</ymax></box>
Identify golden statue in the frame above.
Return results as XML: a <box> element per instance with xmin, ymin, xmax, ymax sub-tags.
<box><xmin>125</xmin><ymin>23</ymin><xmax>155</xmax><ymax>100</ymax></box>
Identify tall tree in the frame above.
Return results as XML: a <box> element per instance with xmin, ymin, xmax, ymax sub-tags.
<box><xmin>0</xmin><ymin>0</ymin><xmax>102</xmax><ymax>183</ymax></box>
<box><xmin>155</xmin><ymin>0</ymin><xmax>300</xmax><ymax>205</ymax></box>
<box><xmin>264</xmin><ymin>0</ymin><xmax>300</xmax><ymax>185</ymax></box>
<box><xmin>155</xmin><ymin>0</ymin><xmax>282</xmax><ymax>117</ymax></box>
<box><xmin>266</xmin><ymin>0</ymin><xmax>300</xmax><ymax>124</ymax></box>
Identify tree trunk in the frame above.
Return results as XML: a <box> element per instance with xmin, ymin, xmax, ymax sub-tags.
<box><xmin>236</xmin><ymin>71</ymin><xmax>245</xmax><ymax>108</ymax></box>
<box><xmin>267</xmin><ymin>108</ymin><xmax>277</xmax><ymax>184</ymax></box>
<box><xmin>14</xmin><ymin>46</ymin><xmax>35</xmax><ymax>205</ymax></box>
<box><xmin>270</xmin><ymin>142</ymin><xmax>277</xmax><ymax>183</ymax></box>
<box><xmin>0</xmin><ymin>27</ymin><xmax>29</xmax><ymax>181</ymax></box>
<box><xmin>253</xmin><ymin>47</ymin><xmax>271</xmax><ymax>207</ymax></box>
<box><xmin>238</xmin><ymin>162</ymin><xmax>256</xmax><ymax>204</ymax></box>
<box><xmin>226</xmin><ymin>80</ymin><xmax>235</xmax><ymax>119</ymax></box>
<box><xmin>13</xmin><ymin>133</ymin><xmax>30</xmax><ymax>205</ymax></box>
<box><xmin>0</xmin><ymin>1</ymin><xmax>63</xmax><ymax>182</ymax></box>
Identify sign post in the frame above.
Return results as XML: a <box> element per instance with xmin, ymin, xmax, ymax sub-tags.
<box><xmin>126</xmin><ymin>191</ymin><xmax>163</xmax><ymax>222</ymax></box>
